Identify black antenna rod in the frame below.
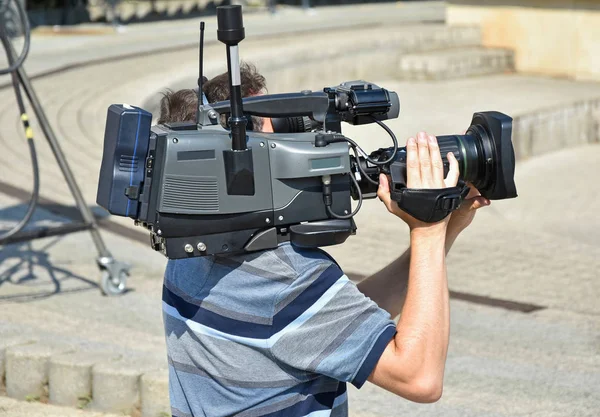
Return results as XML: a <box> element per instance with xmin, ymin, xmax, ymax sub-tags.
<box><xmin>217</xmin><ymin>5</ymin><xmax>247</xmax><ymax>151</ymax></box>
<box><xmin>196</xmin><ymin>21</ymin><xmax>205</xmax><ymax>126</ymax></box>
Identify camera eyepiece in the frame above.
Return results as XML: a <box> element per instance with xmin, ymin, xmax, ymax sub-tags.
<box><xmin>271</xmin><ymin>116</ymin><xmax>319</xmax><ymax>133</ymax></box>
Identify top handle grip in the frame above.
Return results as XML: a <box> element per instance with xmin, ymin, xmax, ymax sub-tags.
<box><xmin>217</xmin><ymin>5</ymin><xmax>245</xmax><ymax>45</ymax></box>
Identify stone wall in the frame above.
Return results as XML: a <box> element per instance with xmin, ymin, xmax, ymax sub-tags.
<box><xmin>447</xmin><ymin>0</ymin><xmax>600</xmax><ymax>82</ymax></box>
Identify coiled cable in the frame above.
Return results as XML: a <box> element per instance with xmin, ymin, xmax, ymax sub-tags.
<box><xmin>0</xmin><ymin>1</ymin><xmax>40</xmax><ymax>242</ymax></box>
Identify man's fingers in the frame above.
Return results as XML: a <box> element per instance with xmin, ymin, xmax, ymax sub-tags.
<box><xmin>378</xmin><ymin>173</ymin><xmax>390</xmax><ymax>194</ymax></box>
<box><xmin>417</xmin><ymin>132</ymin><xmax>433</xmax><ymax>187</ymax></box>
<box><xmin>444</xmin><ymin>152</ymin><xmax>460</xmax><ymax>187</ymax></box>
<box><xmin>465</xmin><ymin>183</ymin><xmax>481</xmax><ymax>200</ymax></box>
<box><xmin>377</xmin><ymin>173</ymin><xmax>393</xmax><ymax>212</ymax></box>
<box><xmin>466</xmin><ymin>196</ymin><xmax>490</xmax><ymax>211</ymax></box>
<box><xmin>428</xmin><ymin>135</ymin><xmax>444</xmax><ymax>187</ymax></box>
<box><xmin>406</xmin><ymin>137</ymin><xmax>420</xmax><ymax>188</ymax></box>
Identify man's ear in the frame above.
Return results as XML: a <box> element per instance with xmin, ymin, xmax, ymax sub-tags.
<box><xmin>262</xmin><ymin>118</ymin><xmax>274</xmax><ymax>133</ymax></box>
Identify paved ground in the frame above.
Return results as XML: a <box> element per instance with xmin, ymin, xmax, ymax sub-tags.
<box><xmin>1</xmin><ymin>2</ymin><xmax>599</xmax><ymax>416</ymax></box>
<box><xmin>0</xmin><ymin>396</ymin><xmax>122</xmax><ymax>417</ymax></box>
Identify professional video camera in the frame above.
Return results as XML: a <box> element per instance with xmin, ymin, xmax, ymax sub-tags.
<box><xmin>96</xmin><ymin>5</ymin><xmax>518</xmax><ymax>259</ymax></box>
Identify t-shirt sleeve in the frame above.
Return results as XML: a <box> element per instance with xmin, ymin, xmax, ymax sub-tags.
<box><xmin>269</xmin><ymin>258</ymin><xmax>396</xmax><ymax>389</ymax></box>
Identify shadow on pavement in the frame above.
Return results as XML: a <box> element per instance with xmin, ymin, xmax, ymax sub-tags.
<box><xmin>0</xmin><ymin>240</ymin><xmax>100</xmax><ymax>303</ymax></box>
<box><xmin>0</xmin><ymin>203</ymin><xmax>100</xmax><ymax>303</ymax></box>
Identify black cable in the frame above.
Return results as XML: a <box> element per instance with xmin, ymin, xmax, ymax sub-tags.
<box><xmin>0</xmin><ymin>0</ymin><xmax>30</xmax><ymax>75</ymax></box>
<box><xmin>370</xmin><ymin>117</ymin><xmax>398</xmax><ymax>164</ymax></box>
<box><xmin>0</xmin><ymin>0</ymin><xmax>39</xmax><ymax>242</ymax></box>
<box><xmin>323</xmin><ymin>117</ymin><xmax>399</xmax><ymax>219</ymax></box>
<box><xmin>325</xmin><ymin>173</ymin><xmax>363</xmax><ymax>220</ymax></box>
<box><xmin>328</xmin><ymin>117</ymin><xmax>398</xmax><ymax>167</ymax></box>
<box><xmin>351</xmin><ymin>145</ymin><xmax>379</xmax><ymax>186</ymax></box>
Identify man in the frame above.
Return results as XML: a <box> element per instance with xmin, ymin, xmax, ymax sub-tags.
<box><xmin>159</xmin><ymin>65</ymin><xmax>489</xmax><ymax>416</ymax></box>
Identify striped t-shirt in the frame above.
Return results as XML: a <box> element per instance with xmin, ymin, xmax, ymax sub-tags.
<box><xmin>163</xmin><ymin>242</ymin><xmax>396</xmax><ymax>417</ymax></box>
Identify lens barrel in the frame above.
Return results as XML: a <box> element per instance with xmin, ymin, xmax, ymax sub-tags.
<box><xmin>436</xmin><ymin>131</ymin><xmax>493</xmax><ymax>193</ymax></box>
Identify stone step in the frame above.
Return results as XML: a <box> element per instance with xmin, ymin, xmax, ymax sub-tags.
<box><xmin>397</xmin><ymin>47</ymin><xmax>515</xmax><ymax>80</ymax></box>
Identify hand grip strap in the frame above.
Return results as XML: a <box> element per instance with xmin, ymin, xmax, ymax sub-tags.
<box><xmin>390</xmin><ymin>181</ymin><xmax>470</xmax><ymax>223</ymax></box>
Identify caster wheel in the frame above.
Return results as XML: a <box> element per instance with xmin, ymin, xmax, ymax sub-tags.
<box><xmin>100</xmin><ymin>268</ymin><xmax>128</xmax><ymax>296</ymax></box>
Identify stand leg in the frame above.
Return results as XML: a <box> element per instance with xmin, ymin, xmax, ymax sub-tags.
<box><xmin>14</xmin><ymin>62</ymin><xmax>130</xmax><ymax>295</ymax></box>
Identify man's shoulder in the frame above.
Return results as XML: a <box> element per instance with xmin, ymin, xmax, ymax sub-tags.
<box><xmin>264</xmin><ymin>242</ymin><xmax>340</xmax><ymax>275</ymax></box>
<box><xmin>164</xmin><ymin>243</ymin><xmax>341</xmax><ymax>305</ymax></box>
<box><xmin>207</xmin><ymin>242</ymin><xmax>339</xmax><ymax>278</ymax></box>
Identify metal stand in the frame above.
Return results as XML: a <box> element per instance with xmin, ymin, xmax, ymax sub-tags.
<box><xmin>0</xmin><ymin>34</ymin><xmax>130</xmax><ymax>295</ymax></box>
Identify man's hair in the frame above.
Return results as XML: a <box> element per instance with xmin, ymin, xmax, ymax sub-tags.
<box><xmin>203</xmin><ymin>62</ymin><xmax>267</xmax><ymax>103</ymax></box>
<box><xmin>157</xmin><ymin>62</ymin><xmax>267</xmax><ymax>129</ymax></box>
<box><xmin>157</xmin><ymin>89</ymin><xmax>197</xmax><ymax>125</ymax></box>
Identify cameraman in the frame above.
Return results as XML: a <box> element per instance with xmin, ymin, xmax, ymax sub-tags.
<box><xmin>158</xmin><ymin>62</ymin><xmax>273</xmax><ymax>132</ymax></box>
<box><xmin>159</xmin><ymin>66</ymin><xmax>489</xmax><ymax>416</ymax></box>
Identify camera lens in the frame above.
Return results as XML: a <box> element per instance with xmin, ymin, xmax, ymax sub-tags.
<box><xmin>354</xmin><ymin>111</ymin><xmax>518</xmax><ymax>201</ymax></box>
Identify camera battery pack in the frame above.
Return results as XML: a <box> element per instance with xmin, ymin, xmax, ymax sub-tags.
<box><xmin>96</xmin><ymin>104</ymin><xmax>152</xmax><ymax>218</ymax></box>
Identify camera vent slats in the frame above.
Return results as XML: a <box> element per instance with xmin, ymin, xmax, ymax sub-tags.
<box><xmin>163</xmin><ymin>175</ymin><xmax>219</xmax><ymax>212</ymax></box>
<box><xmin>119</xmin><ymin>155</ymin><xmax>139</xmax><ymax>172</ymax></box>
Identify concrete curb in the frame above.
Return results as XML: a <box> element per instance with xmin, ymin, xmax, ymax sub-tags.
<box><xmin>91</xmin><ymin>357</ymin><xmax>165</xmax><ymax>414</ymax></box>
<box><xmin>513</xmin><ymin>98</ymin><xmax>600</xmax><ymax>160</ymax></box>
<box><xmin>0</xmin><ymin>336</ymin><xmax>38</xmax><ymax>394</ymax></box>
<box><xmin>2</xmin><ymin>337</ymin><xmax>169</xmax><ymax>415</ymax></box>
<box><xmin>5</xmin><ymin>343</ymin><xmax>74</xmax><ymax>401</ymax></box>
<box><xmin>49</xmin><ymin>351</ymin><xmax>121</xmax><ymax>408</ymax></box>
<box><xmin>140</xmin><ymin>369</ymin><xmax>170</xmax><ymax>417</ymax></box>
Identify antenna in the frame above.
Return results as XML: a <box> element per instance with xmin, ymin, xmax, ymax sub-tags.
<box><xmin>196</xmin><ymin>21</ymin><xmax>205</xmax><ymax>127</ymax></box>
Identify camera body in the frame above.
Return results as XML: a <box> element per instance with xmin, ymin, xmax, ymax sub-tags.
<box><xmin>97</xmin><ymin>83</ymin><xmax>399</xmax><ymax>259</ymax></box>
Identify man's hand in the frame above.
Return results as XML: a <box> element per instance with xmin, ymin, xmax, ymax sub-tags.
<box><xmin>445</xmin><ymin>130</ymin><xmax>491</xmax><ymax>243</ymax></box>
<box><xmin>446</xmin><ymin>184</ymin><xmax>490</xmax><ymax>238</ymax></box>
<box><xmin>377</xmin><ymin>131</ymin><xmax>460</xmax><ymax>231</ymax></box>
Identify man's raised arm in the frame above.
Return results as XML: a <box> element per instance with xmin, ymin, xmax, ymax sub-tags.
<box><xmin>364</xmin><ymin>132</ymin><xmax>459</xmax><ymax>402</ymax></box>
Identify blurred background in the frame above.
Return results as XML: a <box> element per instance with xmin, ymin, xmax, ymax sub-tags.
<box><xmin>0</xmin><ymin>1</ymin><xmax>598</xmax><ymax>416</ymax></box>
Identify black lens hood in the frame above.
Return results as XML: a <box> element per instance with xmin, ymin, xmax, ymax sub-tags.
<box><xmin>469</xmin><ymin>111</ymin><xmax>518</xmax><ymax>200</ymax></box>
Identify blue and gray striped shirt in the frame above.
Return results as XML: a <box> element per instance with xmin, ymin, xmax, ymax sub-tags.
<box><xmin>163</xmin><ymin>243</ymin><xmax>396</xmax><ymax>417</ymax></box>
